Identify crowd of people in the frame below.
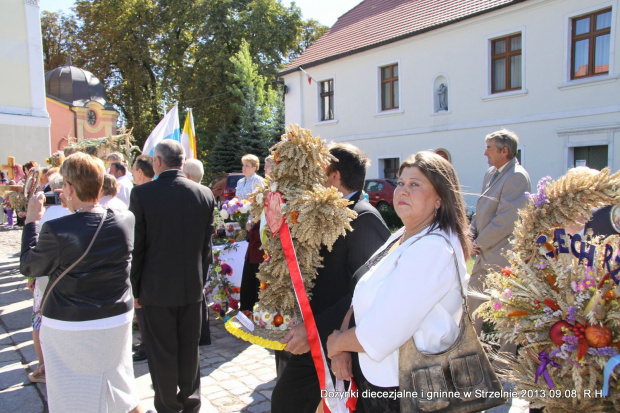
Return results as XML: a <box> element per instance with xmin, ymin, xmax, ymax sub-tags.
<box><xmin>12</xmin><ymin>128</ymin><xmax>567</xmax><ymax>412</ymax></box>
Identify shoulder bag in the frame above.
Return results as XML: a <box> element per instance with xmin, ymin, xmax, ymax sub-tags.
<box><xmin>398</xmin><ymin>233</ymin><xmax>507</xmax><ymax>413</ymax></box>
<box><xmin>40</xmin><ymin>211</ymin><xmax>107</xmax><ymax>312</ymax></box>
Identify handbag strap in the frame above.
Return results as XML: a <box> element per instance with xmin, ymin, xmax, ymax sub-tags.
<box><xmin>40</xmin><ymin>210</ymin><xmax>107</xmax><ymax>312</ymax></box>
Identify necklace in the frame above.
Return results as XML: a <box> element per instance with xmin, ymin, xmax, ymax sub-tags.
<box><xmin>400</xmin><ymin>221</ymin><xmax>433</xmax><ymax>244</ymax></box>
<box><xmin>74</xmin><ymin>204</ymin><xmax>101</xmax><ymax>214</ymax></box>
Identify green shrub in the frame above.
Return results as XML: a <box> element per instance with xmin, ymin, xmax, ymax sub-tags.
<box><xmin>380</xmin><ymin>208</ymin><xmax>403</xmax><ymax>231</ymax></box>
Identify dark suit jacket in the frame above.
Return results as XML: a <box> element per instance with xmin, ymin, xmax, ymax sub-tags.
<box><xmin>311</xmin><ymin>191</ymin><xmax>391</xmax><ymax>347</ymax></box>
<box><xmin>129</xmin><ymin>169</ymin><xmax>215</xmax><ymax>307</ymax></box>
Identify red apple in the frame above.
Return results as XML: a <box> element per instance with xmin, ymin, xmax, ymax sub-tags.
<box><xmin>549</xmin><ymin>320</ymin><xmax>573</xmax><ymax>346</ymax></box>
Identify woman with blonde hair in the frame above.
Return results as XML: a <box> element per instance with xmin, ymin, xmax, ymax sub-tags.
<box><xmin>21</xmin><ymin>153</ymin><xmax>144</xmax><ymax>413</ymax></box>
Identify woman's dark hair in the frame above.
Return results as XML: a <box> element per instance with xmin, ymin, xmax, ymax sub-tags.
<box><xmin>23</xmin><ymin>161</ymin><xmax>37</xmax><ymax>173</ymax></box>
<box><xmin>399</xmin><ymin>151</ymin><xmax>471</xmax><ymax>257</ymax></box>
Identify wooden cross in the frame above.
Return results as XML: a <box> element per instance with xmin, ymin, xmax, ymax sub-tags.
<box><xmin>0</xmin><ymin>157</ymin><xmax>15</xmax><ymax>181</ymax></box>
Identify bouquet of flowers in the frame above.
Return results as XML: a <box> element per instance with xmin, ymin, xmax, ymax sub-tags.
<box><xmin>205</xmin><ymin>243</ymin><xmax>240</xmax><ymax>319</ymax></box>
<box><xmin>477</xmin><ymin>168</ymin><xmax>620</xmax><ymax>412</ymax></box>
<box><xmin>220</xmin><ymin>198</ymin><xmax>251</xmax><ymax>231</ymax></box>
<box><xmin>7</xmin><ymin>191</ymin><xmax>27</xmax><ymax>212</ymax></box>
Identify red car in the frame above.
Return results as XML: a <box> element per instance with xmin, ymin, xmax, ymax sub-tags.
<box><xmin>364</xmin><ymin>178</ymin><xmax>397</xmax><ymax>211</ymax></box>
<box><xmin>209</xmin><ymin>173</ymin><xmax>244</xmax><ymax>208</ymax></box>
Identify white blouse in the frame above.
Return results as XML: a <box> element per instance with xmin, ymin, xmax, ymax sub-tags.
<box><xmin>353</xmin><ymin>227</ymin><xmax>469</xmax><ymax>387</ymax></box>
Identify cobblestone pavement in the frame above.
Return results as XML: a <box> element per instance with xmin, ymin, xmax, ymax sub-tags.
<box><xmin>0</xmin><ymin>225</ymin><xmax>275</xmax><ymax>413</ymax></box>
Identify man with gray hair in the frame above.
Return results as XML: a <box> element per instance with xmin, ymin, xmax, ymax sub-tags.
<box><xmin>183</xmin><ymin>158</ymin><xmax>204</xmax><ymax>183</ymax></box>
<box><xmin>470</xmin><ymin>129</ymin><xmax>531</xmax><ymax>335</ymax></box>
<box><xmin>129</xmin><ymin>139</ymin><xmax>215</xmax><ymax>412</ymax></box>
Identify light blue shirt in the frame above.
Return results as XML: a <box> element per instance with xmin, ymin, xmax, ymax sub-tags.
<box><xmin>235</xmin><ymin>173</ymin><xmax>264</xmax><ymax>201</ymax></box>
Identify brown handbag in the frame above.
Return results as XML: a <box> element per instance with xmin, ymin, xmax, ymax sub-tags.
<box><xmin>398</xmin><ymin>233</ymin><xmax>507</xmax><ymax>413</ymax></box>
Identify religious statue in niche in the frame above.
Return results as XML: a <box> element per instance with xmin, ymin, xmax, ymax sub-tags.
<box><xmin>436</xmin><ymin>83</ymin><xmax>448</xmax><ymax>111</ymax></box>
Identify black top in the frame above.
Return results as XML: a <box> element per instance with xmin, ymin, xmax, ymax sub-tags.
<box><xmin>311</xmin><ymin>191</ymin><xmax>392</xmax><ymax>348</ymax></box>
<box><xmin>20</xmin><ymin>209</ymin><xmax>135</xmax><ymax>321</ymax></box>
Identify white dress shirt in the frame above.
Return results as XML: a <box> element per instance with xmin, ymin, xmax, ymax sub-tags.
<box><xmin>115</xmin><ymin>175</ymin><xmax>134</xmax><ymax>206</ymax></box>
<box><xmin>99</xmin><ymin>196</ymin><xmax>128</xmax><ymax>211</ymax></box>
<box><xmin>353</xmin><ymin>227</ymin><xmax>469</xmax><ymax>387</ymax></box>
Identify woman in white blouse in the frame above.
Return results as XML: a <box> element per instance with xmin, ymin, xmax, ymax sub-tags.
<box><xmin>235</xmin><ymin>154</ymin><xmax>264</xmax><ymax>201</ymax></box>
<box><xmin>326</xmin><ymin>151</ymin><xmax>471</xmax><ymax>412</ymax></box>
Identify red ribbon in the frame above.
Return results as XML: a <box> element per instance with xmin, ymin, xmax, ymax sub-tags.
<box><xmin>346</xmin><ymin>379</ymin><xmax>358</xmax><ymax>411</ymax></box>
<box><xmin>279</xmin><ymin>223</ymin><xmax>332</xmax><ymax>413</ymax></box>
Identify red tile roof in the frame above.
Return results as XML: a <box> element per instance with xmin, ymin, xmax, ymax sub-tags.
<box><xmin>280</xmin><ymin>0</ymin><xmax>526</xmax><ymax>75</ymax></box>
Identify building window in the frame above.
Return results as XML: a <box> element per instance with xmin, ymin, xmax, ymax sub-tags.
<box><xmin>379</xmin><ymin>157</ymin><xmax>399</xmax><ymax>178</ymax></box>
<box><xmin>573</xmin><ymin>145</ymin><xmax>608</xmax><ymax>169</ymax></box>
<box><xmin>571</xmin><ymin>8</ymin><xmax>611</xmax><ymax>79</ymax></box>
<box><xmin>380</xmin><ymin>64</ymin><xmax>399</xmax><ymax>110</ymax></box>
<box><xmin>491</xmin><ymin>34</ymin><xmax>522</xmax><ymax>93</ymax></box>
<box><xmin>320</xmin><ymin>79</ymin><xmax>334</xmax><ymax>121</ymax></box>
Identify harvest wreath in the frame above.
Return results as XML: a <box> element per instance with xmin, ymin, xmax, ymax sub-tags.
<box><xmin>476</xmin><ymin>167</ymin><xmax>620</xmax><ymax>412</ymax></box>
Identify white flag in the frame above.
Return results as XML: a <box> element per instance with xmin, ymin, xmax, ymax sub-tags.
<box><xmin>143</xmin><ymin>104</ymin><xmax>181</xmax><ymax>156</ymax></box>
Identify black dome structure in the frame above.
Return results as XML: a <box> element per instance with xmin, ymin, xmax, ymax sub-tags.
<box><xmin>45</xmin><ymin>65</ymin><xmax>115</xmax><ymax>111</ymax></box>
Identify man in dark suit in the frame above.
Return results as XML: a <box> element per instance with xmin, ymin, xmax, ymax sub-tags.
<box><xmin>129</xmin><ymin>140</ymin><xmax>214</xmax><ymax>413</ymax></box>
<box><xmin>271</xmin><ymin>143</ymin><xmax>391</xmax><ymax>413</ymax></box>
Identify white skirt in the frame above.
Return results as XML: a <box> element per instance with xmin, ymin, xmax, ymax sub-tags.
<box><xmin>40</xmin><ymin>320</ymin><xmax>140</xmax><ymax>413</ymax></box>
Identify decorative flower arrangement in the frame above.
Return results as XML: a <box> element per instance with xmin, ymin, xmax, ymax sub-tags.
<box><xmin>205</xmin><ymin>243</ymin><xmax>240</xmax><ymax>319</ymax></box>
<box><xmin>220</xmin><ymin>197</ymin><xmax>251</xmax><ymax>231</ymax></box>
<box><xmin>6</xmin><ymin>191</ymin><xmax>27</xmax><ymax>212</ymax></box>
<box><xmin>251</xmin><ymin>303</ymin><xmax>299</xmax><ymax>331</ymax></box>
<box><xmin>45</xmin><ymin>151</ymin><xmax>65</xmax><ymax>167</ymax></box>
<box><xmin>476</xmin><ymin>167</ymin><xmax>620</xmax><ymax>412</ymax></box>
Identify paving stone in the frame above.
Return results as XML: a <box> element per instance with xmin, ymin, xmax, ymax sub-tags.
<box><xmin>0</xmin><ymin>345</ymin><xmax>21</xmax><ymax>363</ymax></box>
<box><xmin>239</xmin><ymin>374</ymin><xmax>262</xmax><ymax>388</ymax></box>
<box><xmin>239</xmin><ymin>392</ymin><xmax>266</xmax><ymax>405</ymax></box>
<box><xmin>0</xmin><ymin>384</ymin><xmax>46</xmax><ymax>413</ymax></box>
<box><xmin>221</xmin><ymin>364</ymin><xmax>243</xmax><ymax>374</ymax></box>
<box><xmin>0</xmin><ymin>361</ymin><xmax>27</xmax><ymax>391</ymax></box>
<box><xmin>218</xmin><ymin>379</ymin><xmax>246</xmax><ymax>391</ymax></box>
<box><xmin>244</xmin><ymin>400</ymin><xmax>271</xmax><ymax>413</ymax></box>
<box><xmin>208</xmin><ymin>369</ymin><xmax>230</xmax><ymax>381</ymax></box>
<box><xmin>205</xmin><ymin>390</ymin><xmax>230</xmax><ymax>401</ymax></box>
<box><xmin>201</xmin><ymin>384</ymin><xmax>226</xmax><ymax>395</ymax></box>
<box><xmin>259</xmin><ymin>390</ymin><xmax>273</xmax><ymax>400</ymax></box>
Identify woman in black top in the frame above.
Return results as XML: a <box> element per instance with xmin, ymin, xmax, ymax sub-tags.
<box><xmin>21</xmin><ymin>152</ymin><xmax>144</xmax><ymax>413</ymax></box>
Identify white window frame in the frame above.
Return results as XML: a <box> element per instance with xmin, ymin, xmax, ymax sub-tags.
<box><xmin>315</xmin><ymin>75</ymin><xmax>338</xmax><ymax>125</ymax></box>
<box><xmin>377</xmin><ymin>156</ymin><xmax>401</xmax><ymax>179</ymax></box>
<box><xmin>557</xmin><ymin>123</ymin><xmax>619</xmax><ymax>171</ymax></box>
<box><xmin>559</xmin><ymin>2</ymin><xmax>617</xmax><ymax>88</ymax></box>
<box><xmin>375</xmin><ymin>59</ymin><xmax>404</xmax><ymax>116</ymax></box>
<box><xmin>482</xmin><ymin>27</ymin><xmax>527</xmax><ymax>101</ymax></box>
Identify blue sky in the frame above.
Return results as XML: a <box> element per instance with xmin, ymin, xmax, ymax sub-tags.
<box><xmin>39</xmin><ymin>0</ymin><xmax>362</xmax><ymax>27</ymax></box>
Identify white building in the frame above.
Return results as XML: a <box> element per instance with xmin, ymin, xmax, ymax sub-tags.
<box><xmin>0</xmin><ymin>0</ymin><xmax>51</xmax><ymax>167</ymax></box>
<box><xmin>278</xmin><ymin>0</ymin><xmax>619</xmax><ymax>208</ymax></box>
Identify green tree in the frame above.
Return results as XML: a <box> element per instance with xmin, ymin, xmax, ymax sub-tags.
<box><xmin>43</xmin><ymin>0</ymin><xmax>327</xmax><ymax>168</ymax></box>
<box><xmin>207</xmin><ymin>40</ymin><xmax>279</xmax><ymax>177</ymax></box>
<box><xmin>40</xmin><ymin>11</ymin><xmax>79</xmax><ymax>71</ymax></box>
